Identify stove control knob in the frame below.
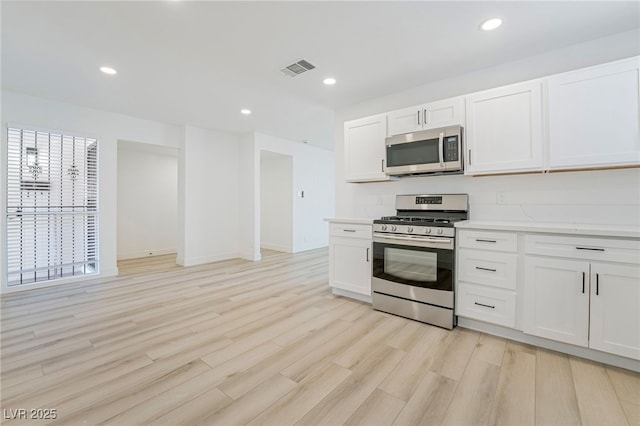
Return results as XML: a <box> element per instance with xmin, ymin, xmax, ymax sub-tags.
<box><xmin>437</xmin><ymin>228</ymin><xmax>444</xmax><ymax>235</ymax></box>
<box><xmin>425</xmin><ymin>228</ymin><xmax>431</xmax><ymax>234</ymax></box>
<box><xmin>391</xmin><ymin>225</ymin><xmax>397</xmax><ymax>231</ymax></box>
<box><xmin>381</xmin><ymin>225</ymin><xmax>387</xmax><ymax>231</ymax></box>
<box><xmin>407</xmin><ymin>227</ymin><xmax>413</xmax><ymax>233</ymax></box>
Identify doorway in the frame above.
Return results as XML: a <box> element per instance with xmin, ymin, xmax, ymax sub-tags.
<box><xmin>260</xmin><ymin>150</ymin><xmax>293</xmax><ymax>255</ymax></box>
<box><xmin>116</xmin><ymin>141</ymin><xmax>179</xmax><ymax>273</ymax></box>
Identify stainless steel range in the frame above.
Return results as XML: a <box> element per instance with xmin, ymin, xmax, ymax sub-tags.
<box><xmin>372</xmin><ymin>194</ymin><xmax>468</xmax><ymax>329</ymax></box>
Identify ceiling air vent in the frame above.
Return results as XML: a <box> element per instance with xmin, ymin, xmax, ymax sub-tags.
<box><xmin>281</xmin><ymin>59</ymin><xmax>316</xmax><ymax>77</ymax></box>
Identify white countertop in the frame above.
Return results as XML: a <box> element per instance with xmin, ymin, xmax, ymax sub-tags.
<box><xmin>455</xmin><ymin>220</ymin><xmax>640</xmax><ymax>239</ymax></box>
<box><xmin>324</xmin><ymin>218</ymin><xmax>374</xmax><ymax>225</ymax></box>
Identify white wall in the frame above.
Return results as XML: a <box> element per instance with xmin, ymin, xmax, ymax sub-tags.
<box><xmin>260</xmin><ymin>152</ymin><xmax>293</xmax><ymax>252</ymax></box>
<box><xmin>335</xmin><ymin>29</ymin><xmax>640</xmax><ymax>227</ymax></box>
<box><xmin>180</xmin><ymin>125</ymin><xmax>241</xmax><ymax>266</ymax></box>
<box><xmin>237</xmin><ymin>132</ymin><xmax>335</xmax><ymax>260</ymax></box>
<box><xmin>117</xmin><ymin>141</ymin><xmax>178</xmax><ymax>260</ymax></box>
<box><xmin>255</xmin><ymin>133</ymin><xmax>335</xmax><ymax>253</ymax></box>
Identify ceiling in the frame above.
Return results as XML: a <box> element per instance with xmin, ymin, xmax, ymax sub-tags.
<box><xmin>2</xmin><ymin>1</ymin><xmax>639</xmax><ymax>150</ymax></box>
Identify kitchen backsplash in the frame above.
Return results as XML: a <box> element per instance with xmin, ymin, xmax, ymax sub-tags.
<box><xmin>336</xmin><ymin>167</ymin><xmax>640</xmax><ymax>227</ymax></box>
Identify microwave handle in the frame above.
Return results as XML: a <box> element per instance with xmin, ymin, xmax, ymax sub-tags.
<box><xmin>438</xmin><ymin>132</ymin><xmax>444</xmax><ymax>167</ymax></box>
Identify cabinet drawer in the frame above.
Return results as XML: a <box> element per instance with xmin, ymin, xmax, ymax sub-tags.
<box><xmin>525</xmin><ymin>234</ymin><xmax>640</xmax><ymax>264</ymax></box>
<box><xmin>458</xmin><ymin>230</ymin><xmax>517</xmax><ymax>252</ymax></box>
<box><xmin>458</xmin><ymin>249</ymin><xmax>517</xmax><ymax>290</ymax></box>
<box><xmin>456</xmin><ymin>282</ymin><xmax>516</xmax><ymax>328</ymax></box>
<box><xmin>330</xmin><ymin>223</ymin><xmax>372</xmax><ymax>239</ymax></box>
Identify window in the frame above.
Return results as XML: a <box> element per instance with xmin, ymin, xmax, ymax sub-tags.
<box><xmin>6</xmin><ymin>127</ymin><xmax>98</xmax><ymax>286</ymax></box>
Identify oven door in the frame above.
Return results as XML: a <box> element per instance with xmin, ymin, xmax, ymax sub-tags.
<box><xmin>372</xmin><ymin>234</ymin><xmax>454</xmax><ymax>308</ymax></box>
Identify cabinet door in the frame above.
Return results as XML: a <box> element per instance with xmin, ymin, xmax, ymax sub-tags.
<box><xmin>387</xmin><ymin>106</ymin><xmax>421</xmax><ymax>136</ymax></box>
<box><xmin>329</xmin><ymin>236</ymin><xmax>372</xmax><ymax>296</ymax></box>
<box><xmin>548</xmin><ymin>57</ymin><xmax>640</xmax><ymax>169</ymax></box>
<box><xmin>465</xmin><ymin>81</ymin><xmax>543</xmax><ymax>175</ymax></box>
<box><xmin>589</xmin><ymin>263</ymin><xmax>640</xmax><ymax>360</ymax></box>
<box><xmin>523</xmin><ymin>257</ymin><xmax>590</xmax><ymax>347</ymax></box>
<box><xmin>423</xmin><ymin>97</ymin><xmax>465</xmax><ymax>130</ymax></box>
<box><xmin>344</xmin><ymin>114</ymin><xmax>390</xmax><ymax>182</ymax></box>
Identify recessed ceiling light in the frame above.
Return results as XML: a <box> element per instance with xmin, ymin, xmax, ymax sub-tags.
<box><xmin>99</xmin><ymin>66</ymin><xmax>117</xmax><ymax>75</ymax></box>
<box><xmin>323</xmin><ymin>77</ymin><xmax>336</xmax><ymax>86</ymax></box>
<box><xmin>480</xmin><ymin>18</ymin><xmax>502</xmax><ymax>31</ymax></box>
<box><xmin>240</xmin><ymin>109</ymin><xmax>252</xmax><ymax>115</ymax></box>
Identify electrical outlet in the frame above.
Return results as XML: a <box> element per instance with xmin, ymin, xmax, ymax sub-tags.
<box><xmin>496</xmin><ymin>192</ymin><xmax>506</xmax><ymax>205</ymax></box>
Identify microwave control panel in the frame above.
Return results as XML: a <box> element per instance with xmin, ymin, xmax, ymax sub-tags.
<box><xmin>443</xmin><ymin>136</ymin><xmax>459</xmax><ymax>162</ymax></box>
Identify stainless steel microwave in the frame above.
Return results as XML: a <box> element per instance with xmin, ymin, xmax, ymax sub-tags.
<box><xmin>384</xmin><ymin>125</ymin><xmax>463</xmax><ymax>176</ymax></box>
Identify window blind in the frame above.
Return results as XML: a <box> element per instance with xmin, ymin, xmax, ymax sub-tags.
<box><xmin>6</xmin><ymin>127</ymin><xmax>98</xmax><ymax>286</ymax></box>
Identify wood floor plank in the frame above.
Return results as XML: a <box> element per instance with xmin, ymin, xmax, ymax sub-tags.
<box><xmin>620</xmin><ymin>400</ymin><xmax>640</xmax><ymax>426</ymax></box>
<box><xmin>49</xmin><ymin>359</ymin><xmax>212</xmax><ymax>426</ymax></box>
<box><xmin>199</xmin><ymin>374</ymin><xmax>298</xmax><ymax>425</ymax></box>
<box><xmin>295</xmin><ymin>344</ymin><xmax>406</xmax><ymax>426</ymax></box>
<box><xmin>392</xmin><ymin>371</ymin><xmax>457</xmax><ymax>426</ymax></box>
<box><xmin>488</xmin><ymin>347</ymin><xmax>536</xmax><ymax>425</ymax></box>
<box><xmin>219</xmin><ymin>318</ymin><xmax>352</xmax><ymax>400</ymax></box>
<box><xmin>344</xmin><ymin>388</ymin><xmax>406</xmax><ymax>426</ymax></box>
<box><xmin>378</xmin><ymin>326</ymin><xmax>449</xmax><ymax>401</ymax></box>
<box><xmin>246</xmin><ymin>362</ymin><xmax>352</xmax><ymax>426</ymax></box>
<box><xmin>472</xmin><ymin>333</ymin><xmax>507</xmax><ymax>366</ymax></box>
<box><xmin>439</xmin><ymin>358</ymin><xmax>501</xmax><ymax>426</ymax></box>
<box><xmin>571</xmin><ymin>357</ymin><xmax>629</xmax><ymax>426</ymax></box>
<box><xmin>535</xmin><ymin>348</ymin><xmax>582</xmax><ymax>426</ymax></box>
<box><xmin>607</xmin><ymin>365</ymin><xmax>640</xmax><ymax>405</ymax></box>
<box><xmin>148</xmin><ymin>387</ymin><xmax>232</xmax><ymax>426</ymax></box>
<box><xmin>385</xmin><ymin>320</ymin><xmax>429</xmax><ymax>351</ymax></box>
<box><xmin>430</xmin><ymin>327</ymin><xmax>480</xmax><ymax>381</ymax></box>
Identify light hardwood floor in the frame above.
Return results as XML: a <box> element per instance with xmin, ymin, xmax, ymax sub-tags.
<box><xmin>1</xmin><ymin>248</ymin><xmax>638</xmax><ymax>425</ymax></box>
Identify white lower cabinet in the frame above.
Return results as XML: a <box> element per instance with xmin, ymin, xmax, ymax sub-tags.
<box><xmin>524</xmin><ymin>235</ymin><xmax>640</xmax><ymax>360</ymax></box>
<box><xmin>456</xmin><ymin>230</ymin><xmax>518</xmax><ymax>328</ymax></box>
<box><xmin>523</xmin><ymin>257</ymin><xmax>590</xmax><ymax>346</ymax></box>
<box><xmin>457</xmin><ymin>282</ymin><xmax>516</xmax><ymax>328</ymax></box>
<box><xmin>589</xmin><ymin>263</ymin><xmax>640</xmax><ymax>360</ymax></box>
<box><xmin>329</xmin><ymin>223</ymin><xmax>372</xmax><ymax>296</ymax></box>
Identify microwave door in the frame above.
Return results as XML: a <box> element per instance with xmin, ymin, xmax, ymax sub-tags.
<box><xmin>385</xmin><ymin>136</ymin><xmax>442</xmax><ymax>175</ymax></box>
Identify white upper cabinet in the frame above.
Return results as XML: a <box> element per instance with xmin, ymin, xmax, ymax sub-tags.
<box><xmin>387</xmin><ymin>97</ymin><xmax>464</xmax><ymax>136</ymax></box>
<box><xmin>465</xmin><ymin>81</ymin><xmax>544</xmax><ymax>175</ymax></box>
<box><xmin>547</xmin><ymin>57</ymin><xmax>640</xmax><ymax>170</ymax></box>
<box><xmin>344</xmin><ymin>114</ymin><xmax>391</xmax><ymax>182</ymax></box>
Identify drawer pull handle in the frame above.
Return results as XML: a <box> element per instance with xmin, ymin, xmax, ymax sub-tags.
<box><xmin>475</xmin><ymin>266</ymin><xmax>496</xmax><ymax>272</ymax></box>
<box><xmin>576</xmin><ymin>247</ymin><xmax>605</xmax><ymax>252</ymax></box>
<box><xmin>343</xmin><ymin>229</ymin><xmax>356</xmax><ymax>233</ymax></box>
<box><xmin>476</xmin><ymin>239</ymin><xmax>497</xmax><ymax>243</ymax></box>
<box><xmin>474</xmin><ymin>302</ymin><xmax>495</xmax><ymax>309</ymax></box>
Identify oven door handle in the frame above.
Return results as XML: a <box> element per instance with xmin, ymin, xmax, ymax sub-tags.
<box><xmin>373</xmin><ymin>233</ymin><xmax>454</xmax><ymax>249</ymax></box>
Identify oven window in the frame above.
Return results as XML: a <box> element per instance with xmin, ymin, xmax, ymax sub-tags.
<box><xmin>385</xmin><ymin>248</ymin><xmax>437</xmax><ymax>282</ymax></box>
<box><xmin>372</xmin><ymin>242</ymin><xmax>453</xmax><ymax>291</ymax></box>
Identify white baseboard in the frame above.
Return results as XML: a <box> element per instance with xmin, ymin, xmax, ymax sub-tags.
<box><xmin>238</xmin><ymin>250</ymin><xmax>261</xmax><ymax>261</ymax></box>
<box><xmin>458</xmin><ymin>317</ymin><xmax>640</xmax><ymax>372</ymax></box>
<box><xmin>331</xmin><ymin>287</ymin><xmax>372</xmax><ymax>304</ymax></box>
<box><xmin>117</xmin><ymin>247</ymin><xmax>177</xmax><ymax>261</ymax></box>
<box><xmin>260</xmin><ymin>243</ymin><xmax>292</xmax><ymax>253</ymax></box>
<box><xmin>182</xmin><ymin>252</ymin><xmax>239</xmax><ymax>267</ymax></box>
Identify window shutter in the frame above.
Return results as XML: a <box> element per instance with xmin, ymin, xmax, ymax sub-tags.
<box><xmin>6</xmin><ymin>127</ymin><xmax>98</xmax><ymax>286</ymax></box>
